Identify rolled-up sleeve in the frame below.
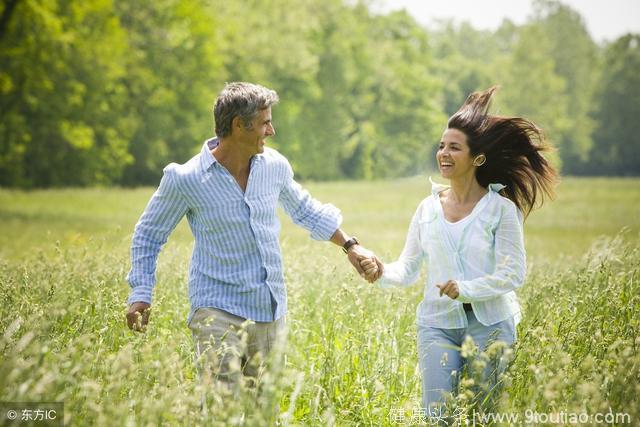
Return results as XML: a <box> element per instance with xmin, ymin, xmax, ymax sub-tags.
<box><xmin>278</xmin><ymin>162</ymin><xmax>342</xmax><ymax>241</ymax></box>
<box><xmin>456</xmin><ymin>204</ymin><xmax>526</xmax><ymax>302</ymax></box>
<box><xmin>126</xmin><ymin>164</ymin><xmax>188</xmax><ymax>304</ymax></box>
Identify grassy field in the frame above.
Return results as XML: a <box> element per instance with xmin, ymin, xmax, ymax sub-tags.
<box><xmin>0</xmin><ymin>176</ymin><xmax>639</xmax><ymax>426</ymax></box>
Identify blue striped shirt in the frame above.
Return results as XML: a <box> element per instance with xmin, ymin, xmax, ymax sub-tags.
<box><xmin>126</xmin><ymin>138</ymin><xmax>342</xmax><ymax>323</ymax></box>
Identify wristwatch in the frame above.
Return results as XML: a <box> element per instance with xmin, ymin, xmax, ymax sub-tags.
<box><xmin>342</xmin><ymin>236</ymin><xmax>360</xmax><ymax>253</ymax></box>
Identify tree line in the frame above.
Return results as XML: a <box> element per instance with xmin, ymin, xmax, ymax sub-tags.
<box><xmin>0</xmin><ymin>0</ymin><xmax>638</xmax><ymax>188</ymax></box>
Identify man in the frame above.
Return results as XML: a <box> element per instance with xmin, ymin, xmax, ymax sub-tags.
<box><xmin>125</xmin><ymin>82</ymin><xmax>381</xmax><ymax>392</ymax></box>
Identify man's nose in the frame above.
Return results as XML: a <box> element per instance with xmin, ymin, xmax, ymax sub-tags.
<box><xmin>267</xmin><ymin>124</ymin><xmax>275</xmax><ymax>136</ymax></box>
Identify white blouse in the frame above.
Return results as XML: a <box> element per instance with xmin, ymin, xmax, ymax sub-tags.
<box><xmin>380</xmin><ymin>180</ymin><xmax>526</xmax><ymax>328</ymax></box>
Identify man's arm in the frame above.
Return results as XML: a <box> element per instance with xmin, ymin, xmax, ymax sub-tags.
<box><xmin>278</xmin><ymin>166</ymin><xmax>342</xmax><ymax>241</ymax></box>
<box><xmin>126</xmin><ymin>165</ymin><xmax>188</xmax><ymax>332</ymax></box>
<box><xmin>277</xmin><ymin>160</ymin><xmax>381</xmax><ymax>281</ymax></box>
<box><xmin>329</xmin><ymin>229</ymin><xmax>383</xmax><ymax>283</ymax></box>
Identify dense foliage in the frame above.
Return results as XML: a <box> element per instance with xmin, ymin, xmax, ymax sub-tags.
<box><xmin>1</xmin><ymin>0</ymin><xmax>638</xmax><ymax>187</ymax></box>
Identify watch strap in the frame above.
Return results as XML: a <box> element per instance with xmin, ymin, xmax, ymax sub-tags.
<box><xmin>342</xmin><ymin>237</ymin><xmax>359</xmax><ymax>253</ymax></box>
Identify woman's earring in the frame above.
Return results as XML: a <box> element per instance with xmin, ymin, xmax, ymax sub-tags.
<box><xmin>473</xmin><ymin>154</ymin><xmax>486</xmax><ymax>167</ymax></box>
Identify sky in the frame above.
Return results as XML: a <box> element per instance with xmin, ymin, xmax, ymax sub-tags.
<box><xmin>373</xmin><ymin>0</ymin><xmax>640</xmax><ymax>43</ymax></box>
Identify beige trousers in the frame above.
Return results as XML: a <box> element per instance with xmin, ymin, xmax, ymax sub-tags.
<box><xmin>189</xmin><ymin>307</ymin><xmax>285</xmax><ymax>392</ymax></box>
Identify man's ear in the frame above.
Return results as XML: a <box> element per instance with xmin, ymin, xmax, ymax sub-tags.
<box><xmin>231</xmin><ymin>116</ymin><xmax>244</xmax><ymax>133</ymax></box>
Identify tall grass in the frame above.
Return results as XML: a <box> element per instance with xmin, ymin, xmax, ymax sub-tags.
<box><xmin>1</xmin><ymin>177</ymin><xmax>638</xmax><ymax>425</ymax></box>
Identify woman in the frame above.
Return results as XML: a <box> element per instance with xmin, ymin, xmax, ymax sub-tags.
<box><xmin>361</xmin><ymin>86</ymin><xmax>557</xmax><ymax>414</ymax></box>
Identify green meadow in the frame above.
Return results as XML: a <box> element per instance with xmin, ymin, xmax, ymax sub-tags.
<box><xmin>1</xmin><ymin>177</ymin><xmax>639</xmax><ymax>425</ymax></box>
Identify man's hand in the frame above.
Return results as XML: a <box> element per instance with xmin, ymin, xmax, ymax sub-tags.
<box><xmin>436</xmin><ymin>280</ymin><xmax>459</xmax><ymax>299</ymax></box>
<box><xmin>126</xmin><ymin>301</ymin><xmax>151</xmax><ymax>332</ymax></box>
<box><xmin>347</xmin><ymin>245</ymin><xmax>383</xmax><ymax>283</ymax></box>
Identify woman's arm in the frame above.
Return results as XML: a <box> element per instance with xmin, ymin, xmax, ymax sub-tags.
<box><xmin>377</xmin><ymin>203</ymin><xmax>426</xmax><ymax>288</ymax></box>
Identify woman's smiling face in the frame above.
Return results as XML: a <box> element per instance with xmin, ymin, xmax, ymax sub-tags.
<box><xmin>436</xmin><ymin>128</ymin><xmax>475</xmax><ymax>180</ymax></box>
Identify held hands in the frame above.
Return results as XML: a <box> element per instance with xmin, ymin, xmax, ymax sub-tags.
<box><xmin>347</xmin><ymin>245</ymin><xmax>384</xmax><ymax>283</ymax></box>
<box><xmin>126</xmin><ymin>301</ymin><xmax>151</xmax><ymax>332</ymax></box>
<box><xmin>436</xmin><ymin>279</ymin><xmax>459</xmax><ymax>299</ymax></box>
<box><xmin>359</xmin><ymin>257</ymin><xmax>381</xmax><ymax>283</ymax></box>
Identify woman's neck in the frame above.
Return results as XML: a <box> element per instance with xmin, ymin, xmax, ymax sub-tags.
<box><xmin>447</xmin><ymin>176</ymin><xmax>487</xmax><ymax>204</ymax></box>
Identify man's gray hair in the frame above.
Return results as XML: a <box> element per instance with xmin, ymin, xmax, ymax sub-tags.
<box><xmin>213</xmin><ymin>82</ymin><xmax>279</xmax><ymax>138</ymax></box>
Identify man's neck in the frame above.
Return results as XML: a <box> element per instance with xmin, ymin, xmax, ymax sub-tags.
<box><xmin>211</xmin><ymin>138</ymin><xmax>252</xmax><ymax>177</ymax></box>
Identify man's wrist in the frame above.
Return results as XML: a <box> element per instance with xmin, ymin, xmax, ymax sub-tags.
<box><xmin>342</xmin><ymin>236</ymin><xmax>359</xmax><ymax>254</ymax></box>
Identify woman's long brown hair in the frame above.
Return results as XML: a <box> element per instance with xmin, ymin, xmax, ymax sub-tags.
<box><xmin>447</xmin><ymin>86</ymin><xmax>559</xmax><ymax>218</ymax></box>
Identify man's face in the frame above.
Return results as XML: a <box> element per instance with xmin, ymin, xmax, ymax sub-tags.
<box><xmin>239</xmin><ymin>107</ymin><xmax>275</xmax><ymax>155</ymax></box>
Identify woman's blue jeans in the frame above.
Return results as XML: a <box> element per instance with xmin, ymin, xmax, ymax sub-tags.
<box><xmin>417</xmin><ymin>310</ymin><xmax>517</xmax><ymax>414</ymax></box>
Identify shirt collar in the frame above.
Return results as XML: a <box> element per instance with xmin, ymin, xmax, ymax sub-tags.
<box><xmin>199</xmin><ymin>137</ymin><xmax>219</xmax><ymax>172</ymax></box>
<box><xmin>429</xmin><ymin>176</ymin><xmax>449</xmax><ymax>197</ymax></box>
<box><xmin>198</xmin><ymin>137</ymin><xmax>265</xmax><ymax>173</ymax></box>
<box><xmin>487</xmin><ymin>183</ymin><xmax>506</xmax><ymax>192</ymax></box>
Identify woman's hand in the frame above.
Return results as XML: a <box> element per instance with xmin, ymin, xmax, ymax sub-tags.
<box><xmin>436</xmin><ymin>280</ymin><xmax>459</xmax><ymax>299</ymax></box>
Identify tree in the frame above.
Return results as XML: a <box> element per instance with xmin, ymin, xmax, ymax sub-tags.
<box><xmin>1</xmin><ymin>0</ymin><xmax>632</xmax><ymax>186</ymax></box>
<box><xmin>531</xmin><ymin>0</ymin><xmax>600</xmax><ymax>173</ymax></box>
<box><xmin>366</xmin><ymin>10</ymin><xmax>444</xmax><ymax>178</ymax></box>
<box><xmin>116</xmin><ymin>0</ymin><xmax>224</xmax><ymax>185</ymax></box>
<box><xmin>430</xmin><ymin>21</ymin><xmax>506</xmax><ymax>116</ymax></box>
<box><xmin>589</xmin><ymin>34</ymin><xmax>640</xmax><ymax>175</ymax></box>
<box><xmin>491</xmin><ymin>23</ymin><xmax>569</xmax><ymax>170</ymax></box>
<box><xmin>0</xmin><ymin>0</ymin><xmax>132</xmax><ymax>187</ymax></box>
